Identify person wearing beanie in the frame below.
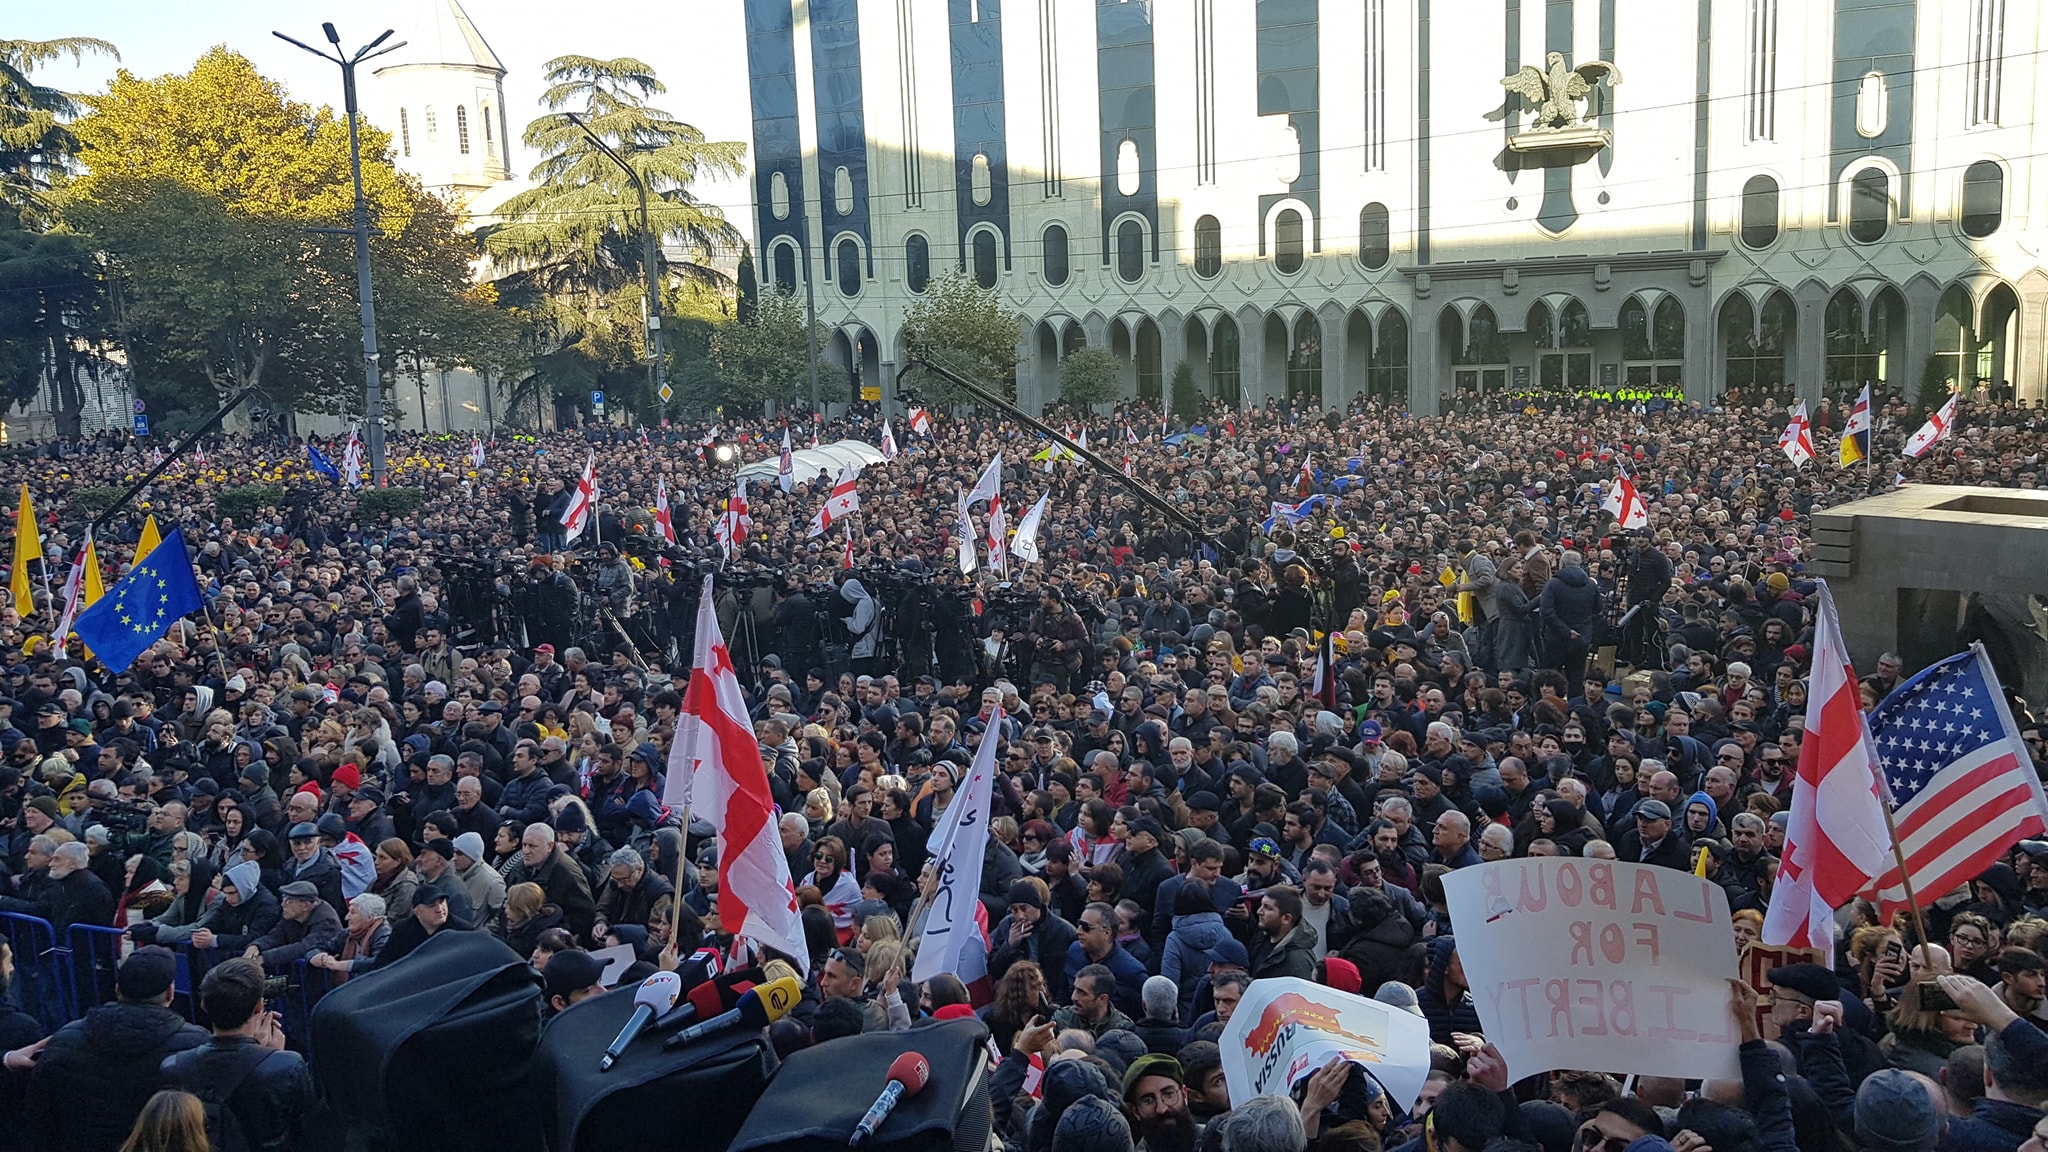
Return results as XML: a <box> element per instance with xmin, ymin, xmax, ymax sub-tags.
<box><xmin>990</xmin><ymin>878</ymin><xmax>1079</xmax><ymax>1002</ymax></box>
<box><xmin>24</xmin><ymin>945</ymin><xmax>208</xmax><ymax>1152</ymax></box>
<box><xmin>1854</xmin><ymin>1068</ymin><xmax>1942</xmax><ymax>1152</ymax></box>
<box><xmin>450</xmin><ymin>830</ymin><xmax>508</xmax><ymax>934</ymax></box>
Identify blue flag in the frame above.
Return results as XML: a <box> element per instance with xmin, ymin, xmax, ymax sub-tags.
<box><xmin>307</xmin><ymin>443</ymin><xmax>341</xmax><ymax>483</ymax></box>
<box><xmin>72</xmin><ymin>527</ymin><xmax>204</xmax><ymax>673</ymax></box>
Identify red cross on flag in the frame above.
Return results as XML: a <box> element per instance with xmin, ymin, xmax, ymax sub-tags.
<box><xmin>1600</xmin><ymin>468</ymin><xmax>1649</xmax><ymax>530</ymax></box>
<box><xmin>653</xmin><ymin>476</ymin><xmax>678</xmax><ymax>545</ymax></box>
<box><xmin>1903</xmin><ymin>394</ymin><xmax>1957</xmax><ymax>459</ymax></box>
<box><xmin>561</xmin><ymin>451</ymin><xmax>598</xmax><ymax>543</ymax></box>
<box><xmin>806</xmin><ymin>469</ymin><xmax>860</xmax><ymax>538</ymax></box>
<box><xmin>1779</xmin><ymin>401</ymin><xmax>1814</xmax><ymax>468</ymax></box>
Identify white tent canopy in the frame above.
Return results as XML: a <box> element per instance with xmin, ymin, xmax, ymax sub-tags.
<box><xmin>733</xmin><ymin>438</ymin><xmax>886</xmax><ymax>484</ymax></box>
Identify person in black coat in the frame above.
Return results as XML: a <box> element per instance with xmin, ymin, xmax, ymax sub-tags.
<box><xmin>0</xmin><ymin>940</ymin><xmax>48</xmax><ymax>1152</ymax></box>
<box><xmin>1612</xmin><ymin>800</ymin><xmax>1694</xmax><ymax>871</ymax></box>
<box><xmin>0</xmin><ymin>843</ymin><xmax>113</xmax><ymax>934</ymax></box>
<box><xmin>160</xmin><ymin>958</ymin><xmax>318</xmax><ymax>1152</ymax></box>
<box><xmin>283</xmin><ymin>825</ymin><xmax>348</xmax><ymax>919</ymax></box>
<box><xmin>27</xmin><ymin>947</ymin><xmax>208</xmax><ymax>1152</ymax></box>
<box><xmin>1416</xmin><ymin>935</ymin><xmax>1483</xmax><ymax>1046</ymax></box>
<box><xmin>1338</xmin><ymin>887</ymin><xmax>1421</xmax><ymax>994</ymax></box>
<box><xmin>989</xmin><ymin>881</ymin><xmax>1080</xmax><ymax>1002</ymax></box>
<box><xmin>192</xmin><ymin>861</ymin><xmax>283</xmax><ymax>957</ymax></box>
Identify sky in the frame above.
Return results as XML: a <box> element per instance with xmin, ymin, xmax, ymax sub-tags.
<box><xmin>14</xmin><ymin>0</ymin><xmax>758</xmax><ymax>221</ymax></box>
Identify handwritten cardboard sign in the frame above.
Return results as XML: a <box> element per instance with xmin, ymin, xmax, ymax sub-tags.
<box><xmin>1443</xmin><ymin>858</ymin><xmax>1743</xmax><ymax>1082</ymax></box>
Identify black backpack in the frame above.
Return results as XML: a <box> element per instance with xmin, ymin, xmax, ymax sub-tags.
<box><xmin>183</xmin><ymin>1044</ymin><xmax>274</xmax><ymax>1152</ymax></box>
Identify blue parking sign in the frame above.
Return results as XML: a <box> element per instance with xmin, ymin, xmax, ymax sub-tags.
<box><xmin>133</xmin><ymin>414</ymin><xmax>150</xmax><ymax>436</ymax></box>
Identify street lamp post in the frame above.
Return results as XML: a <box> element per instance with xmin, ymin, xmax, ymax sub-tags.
<box><xmin>274</xmin><ymin>22</ymin><xmax>404</xmax><ymax>487</ymax></box>
<box><xmin>565</xmin><ymin>112</ymin><xmax>667</xmax><ymax>426</ymax></box>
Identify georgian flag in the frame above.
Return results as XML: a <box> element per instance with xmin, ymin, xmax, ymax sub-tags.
<box><xmin>562</xmin><ymin>451</ymin><xmax>599</xmax><ymax>543</ymax></box>
<box><xmin>1600</xmin><ymin>467</ymin><xmax>1649</xmax><ymax>530</ymax></box>
<box><xmin>879</xmin><ymin>419</ymin><xmax>898</xmax><ymax>460</ymax></box>
<box><xmin>1779</xmin><ymin>401</ymin><xmax>1814</xmax><ymax>467</ymax></box>
<box><xmin>806</xmin><ymin>470</ymin><xmax>859</xmax><ymax>538</ymax></box>
<box><xmin>987</xmin><ymin>500</ymin><xmax>1009</xmax><ymax>574</ymax></box>
<box><xmin>470</xmin><ymin>436</ymin><xmax>486</xmax><ymax>470</ymax></box>
<box><xmin>777</xmin><ymin>427</ymin><xmax>795</xmax><ymax>492</ymax></box>
<box><xmin>341</xmin><ymin>433</ymin><xmax>363</xmax><ymax>490</ymax></box>
<box><xmin>966</xmin><ymin>453</ymin><xmax>1003</xmax><ymax>508</ymax></box>
<box><xmin>1903</xmin><ymin>394</ymin><xmax>1957</xmax><ymax>459</ymax></box>
<box><xmin>908</xmin><ymin>407</ymin><xmax>932</xmax><ymax>436</ymax></box>
<box><xmin>695</xmin><ymin>425</ymin><xmax>720</xmax><ymax>459</ymax></box>
<box><xmin>653</xmin><ymin>477</ymin><xmax>679</xmax><ymax>545</ymax></box>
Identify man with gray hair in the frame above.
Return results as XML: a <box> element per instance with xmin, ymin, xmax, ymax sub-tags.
<box><xmin>0</xmin><ymin>840</ymin><xmax>114</xmax><ymax>933</ymax></box>
<box><xmin>1540</xmin><ymin>547</ymin><xmax>1602</xmax><ymax>683</ymax></box>
<box><xmin>592</xmin><ymin>845</ymin><xmax>671</xmax><ymax>946</ymax></box>
<box><xmin>1219</xmin><ymin>1093</ymin><xmax>1306</xmax><ymax>1152</ymax></box>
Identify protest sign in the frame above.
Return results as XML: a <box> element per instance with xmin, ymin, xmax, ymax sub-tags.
<box><xmin>1217</xmin><ymin>977</ymin><xmax>1433</xmax><ymax>1113</ymax></box>
<box><xmin>1442</xmin><ymin>858</ymin><xmax>1742</xmax><ymax>1083</ymax></box>
<box><xmin>1740</xmin><ymin>943</ymin><xmax>1828</xmax><ymax>1037</ymax></box>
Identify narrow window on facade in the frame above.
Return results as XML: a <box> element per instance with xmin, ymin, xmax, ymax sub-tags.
<box><xmin>1274</xmin><ymin>209</ymin><xmax>1304</xmax><ymax>274</ymax></box>
<box><xmin>1369</xmin><ymin>310</ymin><xmax>1409</xmax><ymax>405</ymax></box>
<box><xmin>1358</xmin><ymin>203</ymin><xmax>1390</xmax><ymax>270</ymax></box>
<box><xmin>1193</xmin><ymin>215</ymin><xmax>1221</xmax><ymax>278</ymax></box>
<box><xmin>1116</xmin><ymin>139</ymin><xmax>1141</xmax><ymax>197</ymax></box>
<box><xmin>1967</xmin><ymin>0</ymin><xmax>2005</xmax><ymax>127</ymax></box>
<box><xmin>837</xmin><ymin>238</ymin><xmax>861</xmax><ymax>297</ymax></box>
<box><xmin>973</xmin><ymin>229</ymin><xmax>999</xmax><ymax>289</ymax></box>
<box><xmin>399</xmin><ymin>109</ymin><xmax>411</xmax><ymax>157</ymax></box>
<box><xmin>1745</xmin><ymin>0</ymin><xmax>1778</xmax><ymax>141</ymax></box>
<box><xmin>481</xmin><ymin>105</ymin><xmax>493</xmax><ymax>151</ymax></box>
<box><xmin>971</xmin><ymin>154</ymin><xmax>992</xmax><ymax>207</ymax></box>
<box><xmin>1961</xmin><ymin>160</ymin><xmax>2003</xmax><ymax>238</ymax></box>
<box><xmin>770</xmin><ymin>172</ymin><xmax>790</xmax><ymax>220</ymax></box>
<box><xmin>1116</xmin><ymin>220</ymin><xmax>1144</xmax><ymax>284</ymax></box>
<box><xmin>1622</xmin><ymin>298</ymin><xmax>1686</xmax><ymax>394</ymax></box>
<box><xmin>834</xmin><ymin>166</ymin><xmax>854</xmax><ymax>215</ymax></box>
<box><xmin>1740</xmin><ymin>175</ymin><xmax>1779</xmax><ymax>248</ymax></box>
<box><xmin>424</xmin><ymin>107</ymin><xmax>438</xmax><ymax>143</ymax></box>
<box><xmin>456</xmin><ymin>106</ymin><xmax>470</xmax><ymax>155</ymax></box>
<box><xmin>1211</xmin><ymin>315</ymin><xmax>1242</xmax><ymax>407</ymax></box>
<box><xmin>1848</xmin><ymin>168</ymin><xmax>1890</xmax><ymax>243</ymax></box>
<box><xmin>772</xmin><ymin>243</ymin><xmax>798</xmax><ymax>292</ymax></box>
<box><xmin>1042</xmin><ymin>224</ymin><xmax>1070</xmax><ymax>286</ymax></box>
<box><xmin>906</xmin><ymin>234</ymin><xmax>930</xmax><ymax>292</ymax></box>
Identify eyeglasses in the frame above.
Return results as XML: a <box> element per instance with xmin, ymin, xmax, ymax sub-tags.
<box><xmin>1576</xmin><ymin>1125</ymin><xmax>1632</xmax><ymax>1152</ymax></box>
<box><xmin>813</xmin><ymin>852</ymin><xmax>837</xmax><ymax>862</ymax></box>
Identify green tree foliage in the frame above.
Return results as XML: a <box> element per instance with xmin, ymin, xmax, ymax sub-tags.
<box><xmin>0</xmin><ymin>221</ymin><xmax>112</xmax><ymax>429</ymax></box>
<box><xmin>483</xmin><ymin>55</ymin><xmax>745</xmax><ymax>426</ymax></box>
<box><xmin>1170</xmin><ymin>359</ymin><xmax>1203</xmax><ymax>420</ymax></box>
<box><xmin>61</xmin><ymin>48</ymin><xmax>489</xmax><ymax>421</ymax></box>
<box><xmin>706</xmin><ymin>288</ymin><xmax>845</xmax><ymax>412</ymax></box>
<box><xmin>0</xmin><ymin>36</ymin><xmax>118</xmax><ymax>223</ymax></box>
<box><xmin>1059</xmin><ymin>347</ymin><xmax>1122</xmax><ymax>406</ymax></box>
<box><xmin>897</xmin><ymin>270</ymin><xmax>1023</xmax><ymax>403</ymax></box>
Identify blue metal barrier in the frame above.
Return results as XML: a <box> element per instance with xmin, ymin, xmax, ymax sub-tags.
<box><xmin>65</xmin><ymin>923</ymin><xmax>131</xmax><ymax>1017</ymax></box>
<box><xmin>0</xmin><ymin>913</ymin><xmax>69</xmax><ymax>1030</ymax></box>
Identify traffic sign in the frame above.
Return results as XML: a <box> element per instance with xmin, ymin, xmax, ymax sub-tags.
<box><xmin>133</xmin><ymin>414</ymin><xmax>150</xmax><ymax>436</ymax></box>
<box><xmin>132</xmin><ymin>399</ymin><xmax>147</xmax><ymax>415</ymax></box>
<box><xmin>658</xmin><ymin>384</ymin><xmax>673</xmax><ymax>403</ymax></box>
<box><xmin>591</xmin><ymin>391</ymin><xmax>605</xmax><ymax>406</ymax></box>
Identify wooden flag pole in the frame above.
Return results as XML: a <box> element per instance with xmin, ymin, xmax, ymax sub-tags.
<box><xmin>1879</xmin><ymin>800</ymin><xmax>1936</xmax><ymax>958</ymax></box>
<box><xmin>199</xmin><ymin>601</ymin><xmax>235</xmax><ymax>687</ymax></box>
<box><xmin>666</xmin><ymin>801</ymin><xmax>694</xmax><ymax>953</ymax></box>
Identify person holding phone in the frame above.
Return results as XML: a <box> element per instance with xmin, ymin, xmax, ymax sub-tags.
<box><xmin>160</xmin><ymin>958</ymin><xmax>316</xmax><ymax>1152</ymax></box>
<box><xmin>989</xmin><ymin>880</ymin><xmax>1078</xmax><ymax>1002</ymax></box>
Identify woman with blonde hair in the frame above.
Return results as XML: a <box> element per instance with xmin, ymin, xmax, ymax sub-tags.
<box><xmin>117</xmin><ymin>1090</ymin><xmax>209</xmax><ymax>1152</ymax></box>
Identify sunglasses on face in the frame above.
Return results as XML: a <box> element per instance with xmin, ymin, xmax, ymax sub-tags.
<box><xmin>1576</xmin><ymin>1126</ymin><xmax>1631</xmax><ymax>1152</ymax></box>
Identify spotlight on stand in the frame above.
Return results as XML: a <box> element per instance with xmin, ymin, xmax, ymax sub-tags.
<box><xmin>712</xmin><ymin>442</ymin><xmax>737</xmax><ymax>464</ymax></box>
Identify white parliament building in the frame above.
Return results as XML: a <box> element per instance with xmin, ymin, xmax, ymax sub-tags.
<box><xmin>740</xmin><ymin>0</ymin><xmax>2046</xmax><ymax>413</ymax></box>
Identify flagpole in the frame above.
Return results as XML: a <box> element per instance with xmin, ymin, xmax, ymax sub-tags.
<box><xmin>1878</xmin><ymin>800</ymin><xmax>1936</xmax><ymax>954</ymax></box>
<box><xmin>666</xmin><ymin>800</ymin><xmax>694</xmax><ymax>954</ymax></box>
<box><xmin>198</xmin><ymin>600</ymin><xmax>235</xmax><ymax>686</ymax></box>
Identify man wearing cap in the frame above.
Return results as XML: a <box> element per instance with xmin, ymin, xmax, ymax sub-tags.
<box><xmin>26</xmin><ymin>946</ymin><xmax>208</xmax><ymax>1152</ymax></box>
<box><xmin>1614</xmin><ymin>799</ymin><xmax>1690</xmax><ymax>871</ymax></box>
<box><xmin>543</xmin><ymin>948</ymin><xmax>609</xmax><ymax>1018</ymax></box>
<box><xmin>316</xmin><ymin>881</ymin><xmax>460</xmax><ymax>977</ymax></box>
<box><xmin>243</xmin><ymin>880</ymin><xmax>345</xmax><ymax>973</ymax></box>
<box><xmin>1124</xmin><ymin>1052</ymin><xmax>1202</xmax><ymax>1152</ymax></box>
<box><xmin>284</xmin><ymin>821</ymin><xmax>348</xmax><ymax>919</ymax></box>
<box><xmin>990</xmin><ymin>880</ymin><xmax>1079</xmax><ymax>1002</ymax></box>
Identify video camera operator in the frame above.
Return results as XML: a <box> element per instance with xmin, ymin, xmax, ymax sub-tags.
<box><xmin>834</xmin><ymin>571</ymin><xmax>882</xmax><ymax>677</ymax></box>
<box><xmin>1023</xmin><ymin>585</ymin><xmax>1089</xmax><ymax>693</ymax></box>
<box><xmin>591</xmin><ymin>542</ymin><xmax>636</xmax><ymax>617</ymax></box>
<box><xmin>771</xmin><ymin>573</ymin><xmax>822</xmax><ymax>678</ymax></box>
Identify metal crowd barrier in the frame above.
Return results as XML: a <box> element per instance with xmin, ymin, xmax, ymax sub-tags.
<box><xmin>0</xmin><ymin>913</ymin><xmax>69</xmax><ymax>1031</ymax></box>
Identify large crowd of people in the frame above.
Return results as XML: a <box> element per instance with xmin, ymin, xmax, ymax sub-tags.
<box><xmin>0</xmin><ymin>390</ymin><xmax>2045</xmax><ymax>1152</ymax></box>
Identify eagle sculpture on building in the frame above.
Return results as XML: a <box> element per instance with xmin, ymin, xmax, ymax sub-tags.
<box><xmin>1502</xmin><ymin>51</ymin><xmax>1623</xmax><ymax>132</ymax></box>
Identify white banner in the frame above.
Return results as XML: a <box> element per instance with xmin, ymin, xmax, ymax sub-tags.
<box><xmin>1218</xmin><ymin>977</ymin><xmax>1433</xmax><ymax>1113</ymax></box>
<box><xmin>911</xmin><ymin>711</ymin><xmax>999</xmax><ymax>985</ymax></box>
<box><xmin>1442</xmin><ymin>859</ymin><xmax>1742</xmax><ymax>1083</ymax></box>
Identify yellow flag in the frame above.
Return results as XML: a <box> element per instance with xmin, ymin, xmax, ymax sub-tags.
<box><xmin>134</xmin><ymin>514</ymin><xmax>162</xmax><ymax>564</ymax></box>
<box><xmin>1694</xmin><ymin>844</ymin><xmax>1712</xmax><ymax>878</ymax></box>
<box><xmin>11</xmin><ymin>484</ymin><xmax>40</xmax><ymax>616</ymax></box>
<box><xmin>1437</xmin><ymin>566</ymin><xmax>1457</xmax><ymax>587</ymax></box>
<box><xmin>82</xmin><ymin>534</ymin><xmax>105</xmax><ymax>605</ymax></box>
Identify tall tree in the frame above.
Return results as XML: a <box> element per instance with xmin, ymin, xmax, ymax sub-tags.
<box><xmin>62</xmin><ymin>48</ymin><xmax>488</xmax><ymax>420</ymax></box>
<box><xmin>484</xmin><ymin>56</ymin><xmax>744</xmax><ymax>423</ymax></box>
<box><xmin>0</xmin><ymin>36</ymin><xmax>118</xmax><ymax>222</ymax></box>
<box><xmin>707</xmin><ymin>288</ymin><xmax>842</xmax><ymax>412</ymax></box>
<box><xmin>898</xmin><ymin>271</ymin><xmax>1025</xmax><ymax>404</ymax></box>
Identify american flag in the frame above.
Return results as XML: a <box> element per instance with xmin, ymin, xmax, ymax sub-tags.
<box><xmin>1864</xmin><ymin>644</ymin><xmax>2048</xmax><ymax>915</ymax></box>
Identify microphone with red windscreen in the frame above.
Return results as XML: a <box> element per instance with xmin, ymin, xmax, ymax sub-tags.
<box><xmin>849</xmin><ymin>1051</ymin><xmax>931</xmax><ymax>1145</ymax></box>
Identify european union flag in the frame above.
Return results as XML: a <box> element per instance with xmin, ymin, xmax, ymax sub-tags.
<box><xmin>72</xmin><ymin>526</ymin><xmax>203</xmax><ymax>673</ymax></box>
<box><xmin>307</xmin><ymin>443</ymin><xmax>341</xmax><ymax>483</ymax></box>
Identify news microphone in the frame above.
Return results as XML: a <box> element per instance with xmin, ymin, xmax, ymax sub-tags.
<box><xmin>653</xmin><ymin>978</ymin><xmax>726</xmax><ymax>1033</ymax></box>
<box><xmin>600</xmin><ymin>970</ymin><xmax>682</xmax><ymax>1072</ymax></box>
<box><xmin>849</xmin><ymin>1051</ymin><xmax>931</xmax><ymax>1145</ymax></box>
<box><xmin>663</xmin><ymin>975</ymin><xmax>801</xmax><ymax>1048</ymax></box>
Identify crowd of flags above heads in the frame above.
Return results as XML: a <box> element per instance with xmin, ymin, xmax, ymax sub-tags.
<box><xmin>1771</xmin><ymin>384</ymin><xmax>1957</xmax><ymax>468</ymax></box>
<box><xmin>8</xmin><ymin>481</ymin><xmax>200</xmax><ymax>675</ymax></box>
